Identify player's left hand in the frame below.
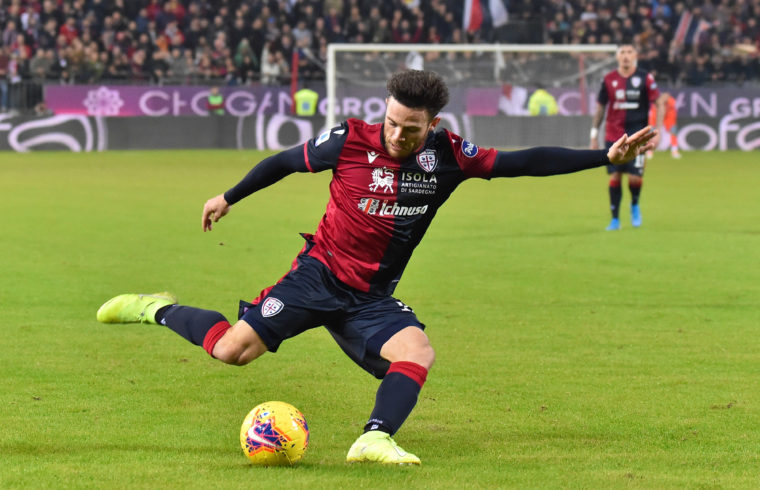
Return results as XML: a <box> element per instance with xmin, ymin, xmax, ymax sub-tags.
<box><xmin>607</xmin><ymin>126</ymin><xmax>658</xmax><ymax>165</ymax></box>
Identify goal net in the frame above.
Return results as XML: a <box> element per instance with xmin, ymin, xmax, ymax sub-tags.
<box><xmin>326</xmin><ymin>43</ymin><xmax>618</xmax><ymax>148</ymax></box>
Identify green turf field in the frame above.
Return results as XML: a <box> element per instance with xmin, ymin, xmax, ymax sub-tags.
<box><xmin>2</xmin><ymin>149</ymin><xmax>759</xmax><ymax>488</ymax></box>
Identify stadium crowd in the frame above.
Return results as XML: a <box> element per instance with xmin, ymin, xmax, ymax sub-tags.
<box><xmin>0</xmin><ymin>0</ymin><xmax>758</xmax><ymax>88</ymax></box>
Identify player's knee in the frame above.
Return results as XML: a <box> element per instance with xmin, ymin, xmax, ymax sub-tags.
<box><xmin>212</xmin><ymin>336</ymin><xmax>265</xmax><ymax>366</ymax></box>
<box><xmin>212</xmin><ymin>339</ymin><xmax>248</xmax><ymax>365</ymax></box>
<box><xmin>416</xmin><ymin>343</ymin><xmax>436</xmax><ymax>370</ymax></box>
<box><xmin>381</xmin><ymin>326</ymin><xmax>435</xmax><ymax>369</ymax></box>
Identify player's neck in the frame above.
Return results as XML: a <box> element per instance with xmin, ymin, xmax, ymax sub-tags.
<box><xmin>617</xmin><ymin>66</ymin><xmax>635</xmax><ymax>78</ymax></box>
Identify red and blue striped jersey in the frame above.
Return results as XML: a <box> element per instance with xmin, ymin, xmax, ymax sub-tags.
<box><xmin>597</xmin><ymin>68</ymin><xmax>660</xmax><ymax>142</ymax></box>
<box><xmin>302</xmin><ymin>118</ymin><xmax>497</xmax><ymax>295</ymax></box>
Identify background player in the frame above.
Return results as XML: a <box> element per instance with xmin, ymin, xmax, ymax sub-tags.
<box><xmin>647</xmin><ymin>92</ymin><xmax>681</xmax><ymax>159</ymax></box>
<box><xmin>591</xmin><ymin>43</ymin><xmax>665</xmax><ymax>230</ymax></box>
<box><xmin>97</xmin><ymin>70</ymin><xmax>656</xmax><ymax>466</ymax></box>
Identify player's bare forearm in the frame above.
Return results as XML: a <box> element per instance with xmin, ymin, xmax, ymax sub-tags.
<box><xmin>202</xmin><ymin>194</ymin><xmax>230</xmax><ymax>232</ymax></box>
<box><xmin>607</xmin><ymin>126</ymin><xmax>657</xmax><ymax>164</ymax></box>
<box><xmin>655</xmin><ymin>97</ymin><xmax>667</xmax><ymax>128</ymax></box>
<box><xmin>590</xmin><ymin>104</ymin><xmax>604</xmax><ymax>149</ymax></box>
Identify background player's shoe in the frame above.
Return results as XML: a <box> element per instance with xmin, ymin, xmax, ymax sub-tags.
<box><xmin>671</xmin><ymin>149</ymin><xmax>682</xmax><ymax>159</ymax></box>
<box><xmin>346</xmin><ymin>430</ymin><xmax>421</xmax><ymax>465</ymax></box>
<box><xmin>631</xmin><ymin>204</ymin><xmax>642</xmax><ymax>227</ymax></box>
<box><xmin>96</xmin><ymin>292</ymin><xmax>177</xmax><ymax>324</ymax></box>
<box><xmin>645</xmin><ymin>150</ymin><xmax>654</xmax><ymax>159</ymax></box>
<box><xmin>606</xmin><ymin>217</ymin><xmax>620</xmax><ymax>231</ymax></box>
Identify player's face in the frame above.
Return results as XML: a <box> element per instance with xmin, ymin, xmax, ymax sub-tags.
<box><xmin>383</xmin><ymin>97</ymin><xmax>440</xmax><ymax>159</ymax></box>
<box><xmin>616</xmin><ymin>45</ymin><xmax>637</xmax><ymax>72</ymax></box>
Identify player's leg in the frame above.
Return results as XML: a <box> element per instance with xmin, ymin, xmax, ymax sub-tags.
<box><xmin>209</xmin><ymin>320</ymin><xmax>268</xmax><ymax>365</ymax></box>
<box><xmin>96</xmin><ymin>292</ymin><xmax>267</xmax><ymax>364</ymax></box>
<box><xmin>628</xmin><ymin>156</ymin><xmax>645</xmax><ymax>228</ymax></box>
<box><xmin>342</xmin><ymin>297</ymin><xmax>432</xmax><ymax>465</ymax></box>
<box><xmin>371</xmin><ymin>326</ymin><xmax>434</xmax><ymax>432</ymax></box>
<box><xmin>155</xmin><ymin>304</ymin><xmax>268</xmax><ymax>365</ymax></box>
<box><xmin>668</xmin><ymin>124</ymin><xmax>681</xmax><ymax>158</ymax></box>
<box><xmin>346</xmin><ymin>326</ymin><xmax>431</xmax><ymax>466</ymax></box>
<box><xmin>606</xmin><ymin>167</ymin><xmax>623</xmax><ymax>230</ymax></box>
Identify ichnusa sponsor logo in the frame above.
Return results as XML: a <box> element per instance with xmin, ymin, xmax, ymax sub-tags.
<box><xmin>358</xmin><ymin>199</ymin><xmax>429</xmax><ymax>217</ymax></box>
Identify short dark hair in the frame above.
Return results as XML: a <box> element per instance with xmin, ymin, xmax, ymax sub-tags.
<box><xmin>386</xmin><ymin>70</ymin><xmax>450</xmax><ymax>117</ymax></box>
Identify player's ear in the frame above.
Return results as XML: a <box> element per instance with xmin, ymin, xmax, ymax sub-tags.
<box><xmin>429</xmin><ymin>116</ymin><xmax>441</xmax><ymax>130</ymax></box>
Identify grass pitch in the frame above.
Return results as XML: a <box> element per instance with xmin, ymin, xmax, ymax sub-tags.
<box><xmin>1</xmin><ymin>149</ymin><xmax>759</xmax><ymax>489</ymax></box>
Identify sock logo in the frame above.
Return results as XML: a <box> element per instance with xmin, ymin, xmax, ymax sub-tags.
<box><xmin>261</xmin><ymin>297</ymin><xmax>284</xmax><ymax>317</ymax></box>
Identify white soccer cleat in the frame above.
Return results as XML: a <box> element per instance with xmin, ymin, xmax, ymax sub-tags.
<box><xmin>346</xmin><ymin>430</ymin><xmax>421</xmax><ymax>465</ymax></box>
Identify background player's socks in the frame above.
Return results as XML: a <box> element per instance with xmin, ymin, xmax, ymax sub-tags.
<box><xmin>363</xmin><ymin>361</ymin><xmax>428</xmax><ymax>435</ymax></box>
<box><xmin>155</xmin><ymin>305</ymin><xmax>230</xmax><ymax>353</ymax></box>
<box><xmin>629</xmin><ymin>181</ymin><xmax>642</xmax><ymax>205</ymax></box>
<box><xmin>609</xmin><ymin>179</ymin><xmax>622</xmax><ymax>219</ymax></box>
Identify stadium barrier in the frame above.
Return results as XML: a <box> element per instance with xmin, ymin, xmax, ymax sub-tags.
<box><xmin>0</xmin><ymin>113</ymin><xmax>755</xmax><ymax>152</ymax></box>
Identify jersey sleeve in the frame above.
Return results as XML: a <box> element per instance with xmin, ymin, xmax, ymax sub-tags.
<box><xmin>304</xmin><ymin>122</ymin><xmax>350</xmax><ymax>172</ymax></box>
<box><xmin>445</xmin><ymin>130</ymin><xmax>497</xmax><ymax>179</ymax></box>
<box><xmin>646</xmin><ymin>73</ymin><xmax>660</xmax><ymax>103</ymax></box>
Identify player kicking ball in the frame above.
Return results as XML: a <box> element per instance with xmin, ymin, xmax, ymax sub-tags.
<box><xmin>98</xmin><ymin>70</ymin><xmax>656</xmax><ymax>465</ymax></box>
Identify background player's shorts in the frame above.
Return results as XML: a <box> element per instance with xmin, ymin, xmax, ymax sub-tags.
<box><xmin>605</xmin><ymin>140</ymin><xmax>645</xmax><ymax>176</ymax></box>
<box><xmin>239</xmin><ymin>254</ymin><xmax>424</xmax><ymax>379</ymax></box>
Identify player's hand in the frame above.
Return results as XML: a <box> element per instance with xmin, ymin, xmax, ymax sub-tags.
<box><xmin>590</xmin><ymin>137</ymin><xmax>599</xmax><ymax>150</ymax></box>
<box><xmin>202</xmin><ymin>193</ymin><xmax>230</xmax><ymax>232</ymax></box>
<box><xmin>607</xmin><ymin>126</ymin><xmax>658</xmax><ymax>165</ymax></box>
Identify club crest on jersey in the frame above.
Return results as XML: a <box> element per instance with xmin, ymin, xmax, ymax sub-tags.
<box><xmin>631</xmin><ymin>76</ymin><xmax>641</xmax><ymax>88</ymax></box>
<box><xmin>416</xmin><ymin>149</ymin><xmax>438</xmax><ymax>172</ymax></box>
<box><xmin>369</xmin><ymin>167</ymin><xmax>394</xmax><ymax>193</ymax></box>
<box><xmin>261</xmin><ymin>297</ymin><xmax>284</xmax><ymax>317</ymax></box>
<box><xmin>461</xmin><ymin>140</ymin><xmax>479</xmax><ymax>158</ymax></box>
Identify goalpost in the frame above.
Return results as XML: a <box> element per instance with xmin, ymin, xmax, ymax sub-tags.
<box><xmin>325</xmin><ymin>43</ymin><xmax>618</xmax><ymax>147</ymax></box>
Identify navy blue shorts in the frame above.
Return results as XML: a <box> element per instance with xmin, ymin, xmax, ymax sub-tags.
<box><xmin>604</xmin><ymin>140</ymin><xmax>645</xmax><ymax>176</ymax></box>
<box><xmin>239</xmin><ymin>254</ymin><xmax>424</xmax><ymax>379</ymax></box>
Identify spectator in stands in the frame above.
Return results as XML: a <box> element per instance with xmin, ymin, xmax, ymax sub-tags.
<box><xmin>260</xmin><ymin>42</ymin><xmax>289</xmax><ymax>85</ymax></box>
<box><xmin>0</xmin><ymin>0</ymin><xmax>758</xmax><ymax>90</ymax></box>
<box><xmin>30</xmin><ymin>48</ymin><xmax>53</xmax><ymax>82</ymax></box>
<box><xmin>0</xmin><ymin>46</ymin><xmax>8</xmax><ymax>112</ymax></box>
<box><xmin>206</xmin><ymin>85</ymin><xmax>225</xmax><ymax>115</ymax></box>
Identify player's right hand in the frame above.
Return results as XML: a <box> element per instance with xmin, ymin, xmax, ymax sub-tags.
<box><xmin>202</xmin><ymin>194</ymin><xmax>230</xmax><ymax>232</ymax></box>
<box><xmin>607</xmin><ymin>126</ymin><xmax>657</xmax><ymax>164</ymax></box>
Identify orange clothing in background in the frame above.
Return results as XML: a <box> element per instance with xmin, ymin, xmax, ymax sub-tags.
<box><xmin>649</xmin><ymin>94</ymin><xmax>677</xmax><ymax>130</ymax></box>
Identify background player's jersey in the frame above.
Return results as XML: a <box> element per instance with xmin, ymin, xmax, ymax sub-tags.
<box><xmin>301</xmin><ymin>118</ymin><xmax>497</xmax><ymax>296</ymax></box>
<box><xmin>649</xmin><ymin>94</ymin><xmax>677</xmax><ymax>130</ymax></box>
<box><xmin>597</xmin><ymin>68</ymin><xmax>660</xmax><ymax>142</ymax></box>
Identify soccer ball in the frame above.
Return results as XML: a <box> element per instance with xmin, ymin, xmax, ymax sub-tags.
<box><xmin>239</xmin><ymin>401</ymin><xmax>309</xmax><ymax>466</ymax></box>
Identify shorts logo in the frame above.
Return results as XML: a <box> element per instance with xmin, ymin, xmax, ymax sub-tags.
<box><xmin>369</xmin><ymin>167</ymin><xmax>394</xmax><ymax>193</ymax></box>
<box><xmin>461</xmin><ymin>140</ymin><xmax>478</xmax><ymax>158</ymax></box>
<box><xmin>416</xmin><ymin>149</ymin><xmax>437</xmax><ymax>172</ymax></box>
<box><xmin>261</xmin><ymin>297</ymin><xmax>284</xmax><ymax>317</ymax></box>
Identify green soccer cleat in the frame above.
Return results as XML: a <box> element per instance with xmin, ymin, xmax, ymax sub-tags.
<box><xmin>96</xmin><ymin>292</ymin><xmax>177</xmax><ymax>324</ymax></box>
<box><xmin>346</xmin><ymin>430</ymin><xmax>421</xmax><ymax>465</ymax></box>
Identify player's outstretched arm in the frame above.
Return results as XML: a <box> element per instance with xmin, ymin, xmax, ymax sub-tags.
<box><xmin>607</xmin><ymin>126</ymin><xmax>658</xmax><ymax>165</ymax></box>
<box><xmin>202</xmin><ymin>194</ymin><xmax>230</xmax><ymax>232</ymax></box>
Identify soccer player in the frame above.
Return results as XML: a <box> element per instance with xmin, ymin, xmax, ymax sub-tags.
<box><xmin>97</xmin><ymin>70</ymin><xmax>656</xmax><ymax>465</ymax></box>
<box><xmin>646</xmin><ymin>92</ymin><xmax>681</xmax><ymax>159</ymax></box>
<box><xmin>590</xmin><ymin>43</ymin><xmax>664</xmax><ymax>231</ymax></box>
